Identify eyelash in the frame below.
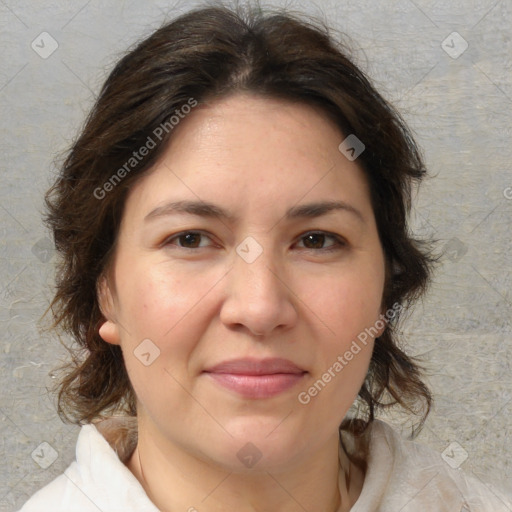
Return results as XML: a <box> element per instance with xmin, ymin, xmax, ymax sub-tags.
<box><xmin>163</xmin><ymin>230</ymin><xmax>347</xmax><ymax>252</ymax></box>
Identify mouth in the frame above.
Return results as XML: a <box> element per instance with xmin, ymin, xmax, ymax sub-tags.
<box><xmin>202</xmin><ymin>357</ymin><xmax>307</xmax><ymax>399</ymax></box>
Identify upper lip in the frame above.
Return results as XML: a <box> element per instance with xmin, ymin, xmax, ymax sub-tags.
<box><xmin>203</xmin><ymin>357</ymin><xmax>306</xmax><ymax>375</ymax></box>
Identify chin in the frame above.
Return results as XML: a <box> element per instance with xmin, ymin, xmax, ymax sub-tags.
<box><xmin>202</xmin><ymin>443</ymin><xmax>300</xmax><ymax>474</ymax></box>
<box><xmin>199</xmin><ymin>421</ymin><xmax>307</xmax><ymax>472</ymax></box>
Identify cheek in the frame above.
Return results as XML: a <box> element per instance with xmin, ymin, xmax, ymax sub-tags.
<box><xmin>114</xmin><ymin>261</ymin><xmax>225</xmax><ymax>401</ymax></box>
<box><xmin>116</xmin><ymin>261</ymin><xmax>217</xmax><ymax>340</ymax></box>
<box><xmin>300</xmin><ymin>276</ymin><xmax>379</xmax><ymax>418</ymax></box>
<box><xmin>307</xmin><ymin>268</ymin><xmax>384</xmax><ymax>341</ymax></box>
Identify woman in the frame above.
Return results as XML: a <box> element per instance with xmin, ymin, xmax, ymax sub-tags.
<box><xmin>19</xmin><ymin>4</ymin><xmax>512</xmax><ymax>511</ymax></box>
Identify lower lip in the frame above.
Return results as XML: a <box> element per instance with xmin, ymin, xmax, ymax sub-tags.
<box><xmin>204</xmin><ymin>372</ymin><xmax>306</xmax><ymax>399</ymax></box>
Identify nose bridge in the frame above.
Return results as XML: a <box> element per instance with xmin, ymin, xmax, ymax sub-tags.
<box><xmin>220</xmin><ymin>236</ymin><xmax>296</xmax><ymax>335</ymax></box>
<box><xmin>233</xmin><ymin>238</ymin><xmax>283</xmax><ymax>302</ymax></box>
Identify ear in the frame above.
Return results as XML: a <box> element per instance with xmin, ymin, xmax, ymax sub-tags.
<box><xmin>97</xmin><ymin>274</ymin><xmax>121</xmax><ymax>346</ymax></box>
<box><xmin>375</xmin><ymin>301</ymin><xmax>402</xmax><ymax>339</ymax></box>
<box><xmin>375</xmin><ymin>314</ymin><xmax>387</xmax><ymax>339</ymax></box>
<box><xmin>373</xmin><ymin>306</ymin><xmax>390</xmax><ymax>339</ymax></box>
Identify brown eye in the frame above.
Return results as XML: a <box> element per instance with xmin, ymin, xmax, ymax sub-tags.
<box><xmin>297</xmin><ymin>231</ymin><xmax>346</xmax><ymax>251</ymax></box>
<box><xmin>303</xmin><ymin>233</ymin><xmax>326</xmax><ymax>249</ymax></box>
<box><xmin>178</xmin><ymin>232</ymin><xmax>202</xmax><ymax>248</ymax></box>
<box><xmin>165</xmin><ymin>231</ymin><xmax>213</xmax><ymax>249</ymax></box>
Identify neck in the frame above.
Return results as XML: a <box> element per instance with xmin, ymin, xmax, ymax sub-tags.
<box><xmin>125</xmin><ymin>421</ymin><xmax>363</xmax><ymax>512</ymax></box>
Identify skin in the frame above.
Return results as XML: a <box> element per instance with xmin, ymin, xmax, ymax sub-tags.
<box><xmin>98</xmin><ymin>92</ymin><xmax>387</xmax><ymax>512</ymax></box>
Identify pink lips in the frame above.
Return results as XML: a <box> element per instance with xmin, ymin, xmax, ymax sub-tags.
<box><xmin>203</xmin><ymin>357</ymin><xmax>307</xmax><ymax>399</ymax></box>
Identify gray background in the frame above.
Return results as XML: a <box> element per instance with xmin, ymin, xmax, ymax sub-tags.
<box><xmin>1</xmin><ymin>0</ymin><xmax>511</xmax><ymax>510</ymax></box>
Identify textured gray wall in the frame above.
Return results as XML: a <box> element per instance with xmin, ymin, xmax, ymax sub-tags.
<box><xmin>1</xmin><ymin>0</ymin><xmax>511</xmax><ymax>509</ymax></box>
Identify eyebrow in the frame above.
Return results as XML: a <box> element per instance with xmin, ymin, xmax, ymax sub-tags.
<box><xmin>144</xmin><ymin>199</ymin><xmax>365</xmax><ymax>224</ymax></box>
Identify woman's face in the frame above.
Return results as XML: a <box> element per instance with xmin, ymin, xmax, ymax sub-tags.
<box><xmin>98</xmin><ymin>93</ymin><xmax>386</xmax><ymax>470</ymax></box>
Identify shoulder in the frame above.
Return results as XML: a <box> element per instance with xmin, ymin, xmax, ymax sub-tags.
<box><xmin>349</xmin><ymin>419</ymin><xmax>512</xmax><ymax>512</ymax></box>
<box><xmin>18</xmin><ymin>425</ymin><xmax>104</xmax><ymax>512</ymax></box>
<box><xmin>17</xmin><ymin>422</ymin><xmax>157</xmax><ymax>512</ymax></box>
<box><xmin>17</xmin><ymin>461</ymin><xmax>95</xmax><ymax>512</ymax></box>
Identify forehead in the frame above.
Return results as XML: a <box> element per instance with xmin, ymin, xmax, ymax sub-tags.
<box><xmin>122</xmin><ymin>93</ymin><xmax>373</xmax><ymax>223</ymax></box>
<box><xmin>174</xmin><ymin>93</ymin><xmax>343</xmax><ymax>164</ymax></box>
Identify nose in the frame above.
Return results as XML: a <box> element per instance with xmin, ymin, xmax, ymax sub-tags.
<box><xmin>219</xmin><ymin>243</ymin><xmax>298</xmax><ymax>337</ymax></box>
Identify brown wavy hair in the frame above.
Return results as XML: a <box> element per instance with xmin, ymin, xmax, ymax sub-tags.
<box><xmin>44</xmin><ymin>3</ymin><xmax>438</xmax><ymax>442</ymax></box>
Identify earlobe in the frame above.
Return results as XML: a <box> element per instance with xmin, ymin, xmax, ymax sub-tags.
<box><xmin>376</xmin><ymin>320</ymin><xmax>387</xmax><ymax>339</ymax></box>
<box><xmin>375</xmin><ymin>308</ymin><xmax>389</xmax><ymax>339</ymax></box>
<box><xmin>97</xmin><ymin>275</ymin><xmax>121</xmax><ymax>346</ymax></box>
<box><xmin>98</xmin><ymin>319</ymin><xmax>121</xmax><ymax>345</ymax></box>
